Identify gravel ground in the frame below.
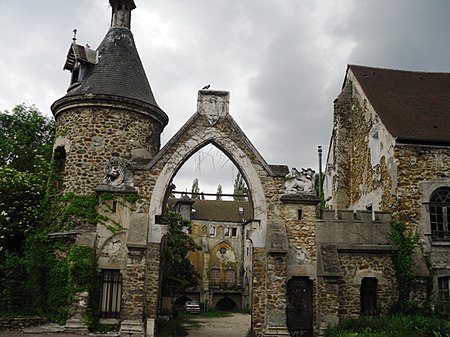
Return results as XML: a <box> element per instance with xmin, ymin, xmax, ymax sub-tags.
<box><xmin>0</xmin><ymin>331</ymin><xmax>85</xmax><ymax>337</ymax></box>
<box><xmin>186</xmin><ymin>313</ymin><xmax>250</xmax><ymax>337</ymax></box>
<box><xmin>0</xmin><ymin>313</ymin><xmax>251</xmax><ymax>337</ymax></box>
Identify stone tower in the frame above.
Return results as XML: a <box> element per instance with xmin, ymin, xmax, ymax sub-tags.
<box><xmin>51</xmin><ymin>0</ymin><xmax>168</xmax><ymax>195</ymax></box>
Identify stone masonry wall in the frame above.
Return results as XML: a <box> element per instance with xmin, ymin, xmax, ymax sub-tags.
<box><xmin>145</xmin><ymin>243</ymin><xmax>162</xmax><ymax>318</ymax></box>
<box><xmin>252</xmin><ymin>247</ymin><xmax>267</xmax><ymax>337</ymax></box>
<box><xmin>338</xmin><ymin>253</ymin><xmax>398</xmax><ymax>317</ymax></box>
<box><xmin>54</xmin><ymin>105</ymin><xmax>163</xmax><ymax>194</ymax></box>
<box><xmin>134</xmin><ymin>108</ymin><xmax>288</xmax><ymax>334</ymax></box>
<box><xmin>266</xmin><ymin>254</ymin><xmax>287</xmax><ymax>327</ymax></box>
<box><xmin>283</xmin><ymin>203</ymin><xmax>318</xmax><ymax>262</ymax></box>
<box><xmin>121</xmin><ymin>248</ymin><xmax>147</xmax><ymax>320</ymax></box>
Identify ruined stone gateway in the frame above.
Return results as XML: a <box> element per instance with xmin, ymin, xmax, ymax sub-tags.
<box><xmin>49</xmin><ymin>1</ymin><xmax>449</xmax><ymax>337</ymax></box>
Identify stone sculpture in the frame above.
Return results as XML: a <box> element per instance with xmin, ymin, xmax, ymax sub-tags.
<box><xmin>284</xmin><ymin>167</ymin><xmax>315</xmax><ymax>194</ymax></box>
<box><xmin>102</xmin><ymin>157</ymin><xmax>134</xmax><ymax>187</ymax></box>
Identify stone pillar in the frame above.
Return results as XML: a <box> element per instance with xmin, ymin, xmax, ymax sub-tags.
<box><xmin>145</xmin><ymin>242</ymin><xmax>161</xmax><ymax>319</ymax></box>
<box><xmin>251</xmin><ymin>247</ymin><xmax>267</xmax><ymax>337</ymax></box>
<box><xmin>120</xmin><ymin>246</ymin><xmax>146</xmax><ymax>337</ymax></box>
<box><xmin>64</xmin><ymin>291</ymin><xmax>89</xmax><ymax>334</ymax></box>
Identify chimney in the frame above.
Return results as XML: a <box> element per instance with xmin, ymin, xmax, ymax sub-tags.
<box><xmin>109</xmin><ymin>0</ymin><xmax>136</xmax><ymax>29</ymax></box>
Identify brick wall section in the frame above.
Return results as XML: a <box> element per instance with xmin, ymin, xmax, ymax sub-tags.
<box><xmin>54</xmin><ymin>105</ymin><xmax>163</xmax><ymax>194</ymax></box>
<box><xmin>121</xmin><ymin>248</ymin><xmax>147</xmax><ymax>320</ymax></box>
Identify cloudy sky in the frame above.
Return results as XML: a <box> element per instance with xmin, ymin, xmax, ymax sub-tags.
<box><xmin>1</xmin><ymin>0</ymin><xmax>449</xmax><ymax>194</ymax></box>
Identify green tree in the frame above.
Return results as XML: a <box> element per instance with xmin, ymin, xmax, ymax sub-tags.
<box><xmin>0</xmin><ymin>163</ymin><xmax>49</xmax><ymax>254</ymax></box>
<box><xmin>233</xmin><ymin>172</ymin><xmax>247</xmax><ymax>201</ymax></box>
<box><xmin>0</xmin><ymin>105</ymin><xmax>54</xmax><ymax>255</ymax></box>
<box><xmin>160</xmin><ymin>211</ymin><xmax>200</xmax><ymax>296</ymax></box>
<box><xmin>0</xmin><ymin>104</ymin><xmax>55</xmax><ymax>172</ymax></box>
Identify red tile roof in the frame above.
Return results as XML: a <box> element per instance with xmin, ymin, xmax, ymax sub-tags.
<box><xmin>348</xmin><ymin>65</ymin><xmax>450</xmax><ymax>144</ymax></box>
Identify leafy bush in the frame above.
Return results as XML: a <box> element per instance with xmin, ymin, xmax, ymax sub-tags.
<box><xmin>326</xmin><ymin>315</ymin><xmax>450</xmax><ymax>337</ymax></box>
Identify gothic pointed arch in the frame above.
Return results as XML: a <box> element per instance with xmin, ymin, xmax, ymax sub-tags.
<box><xmin>146</xmin><ymin>90</ymin><xmax>288</xmax><ymax>248</ymax></box>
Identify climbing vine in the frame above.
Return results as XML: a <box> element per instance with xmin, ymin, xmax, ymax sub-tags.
<box><xmin>390</xmin><ymin>220</ymin><xmax>419</xmax><ymax>312</ymax></box>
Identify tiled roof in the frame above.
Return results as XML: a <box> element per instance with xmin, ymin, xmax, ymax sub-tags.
<box><xmin>349</xmin><ymin>65</ymin><xmax>450</xmax><ymax>144</ymax></box>
<box><xmin>191</xmin><ymin>199</ymin><xmax>252</xmax><ymax>223</ymax></box>
<box><xmin>66</xmin><ymin>28</ymin><xmax>163</xmax><ymax>112</ymax></box>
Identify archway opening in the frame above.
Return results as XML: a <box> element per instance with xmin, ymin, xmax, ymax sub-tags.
<box><xmin>159</xmin><ymin>143</ymin><xmax>254</xmax><ymax>316</ymax></box>
<box><xmin>216</xmin><ymin>297</ymin><xmax>238</xmax><ymax>311</ymax></box>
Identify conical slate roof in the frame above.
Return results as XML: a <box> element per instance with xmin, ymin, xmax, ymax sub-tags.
<box><xmin>65</xmin><ymin>27</ymin><xmax>161</xmax><ymax>110</ymax></box>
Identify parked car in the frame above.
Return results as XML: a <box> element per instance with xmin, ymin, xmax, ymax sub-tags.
<box><xmin>185</xmin><ymin>300</ymin><xmax>201</xmax><ymax>314</ymax></box>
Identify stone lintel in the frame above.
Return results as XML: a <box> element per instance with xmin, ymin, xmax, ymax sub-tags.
<box><xmin>280</xmin><ymin>193</ymin><xmax>320</xmax><ymax>204</ymax></box>
<box><xmin>127</xmin><ymin>243</ymin><xmax>147</xmax><ymax>249</ymax></box>
<box><xmin>95</xmin><ymin>184</ymin><xmax>138</xmax><ymax>194</ymax></box>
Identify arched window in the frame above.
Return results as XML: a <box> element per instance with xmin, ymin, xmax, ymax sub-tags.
<box><xmin>211</xmin><ymin>265</ymin><xmax>220</xmax><ymax>287</ymax></box>
<box><xmin>226</xmin><ymin>266</ymin><xmax>235</xmax><ymax>286</ymax></box>
<box><xmin>438</xmin><ymin>276</ymin><xmax>450</xmax><ymax>300</ymax></box>
<box><xmin>429</xmin><ymin>187</ymin><xmax>450</xmax><ymax>241</ymax></box>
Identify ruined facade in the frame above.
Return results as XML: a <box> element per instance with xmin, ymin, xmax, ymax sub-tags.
<box><xmin>166</xmin><ymin>197</ymin><xmax>253</xmax><ymax>311</ymax></box>
<box><xmin>48</xmin><ymin>2</ymin><xmax>449</xmax><ymax>336</ymax></box>
<box><xmin>324</xmin><ymin>64</ymin><xmax>450</xmax><ymax>308</ymax></box>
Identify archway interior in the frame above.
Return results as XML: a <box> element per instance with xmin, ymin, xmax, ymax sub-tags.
<box><xmin>160</xmin><ymin>143</ymin><xmax>254</xmax><ymax>312</ymax></box>
<box><xmin>171</xmin><ymin>143</ymin><xmax>247</xmax><ymax>199</ymax></box>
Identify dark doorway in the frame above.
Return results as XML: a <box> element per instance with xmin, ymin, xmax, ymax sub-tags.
<box><xmin>287</xmin><ymin>277</ymin><xmax>313</xmax><ymax>337</ymax></box>
<box><xmin>361</xmin><ymin>277</ymin><xmax>377</xmax><ymax>316</ymax></box>
<box><xmin>216</xmin><ymin>297</ymin><xmax>237</xmax><ymax>311</ymax></box>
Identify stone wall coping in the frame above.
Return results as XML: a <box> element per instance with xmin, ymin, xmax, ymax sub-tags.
<box><xmin>336</xmin><ymin>244</ymin><xmax>395</xmax><ymax>254</ymax></box>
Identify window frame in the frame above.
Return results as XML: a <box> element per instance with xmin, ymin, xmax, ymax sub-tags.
<box><xmin>438</xmin><ymin>276</ymin><xmax>450</xmax><ymax>301</ymax></box>
<box><xmin>100</xmin><ymin>269</ymin><xmax>123</xmax><ymax>318</ymax></box>
<box><xmin>429</xmin><ymin>188</ymin><xmax>450</xmax><ymax>241</ymax></box>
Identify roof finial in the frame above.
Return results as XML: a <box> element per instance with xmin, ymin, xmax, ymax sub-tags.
<box><xmin>72</xmin><ymin>29</ymin><xmax>78</xmax><ymax>43</ymax></box>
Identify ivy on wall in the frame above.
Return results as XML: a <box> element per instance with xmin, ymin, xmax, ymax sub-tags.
<box><xmin>0</xmin><ymin>190</ymin><xmax>139</xmax><ymax>330</ymax></box>
<box><xmin>390</xmin><ymin>220</ymin><xmax>419</xmax><ymax>313</ymax></box>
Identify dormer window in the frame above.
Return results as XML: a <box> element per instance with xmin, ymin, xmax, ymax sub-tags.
<box><xmin>63</xmin><ymin>42</ymin><xmax>97</xmax><ymax>90</ymax></box>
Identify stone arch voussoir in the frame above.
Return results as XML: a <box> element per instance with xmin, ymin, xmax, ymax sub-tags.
<box><xmin>148</xmin><ymin>124</ymin><xmax>267</xmax><ymax>247</ymax></box>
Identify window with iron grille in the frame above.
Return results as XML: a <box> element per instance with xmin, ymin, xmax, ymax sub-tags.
<box><xmin>211</xmin><ymin>266</ymin><xmax>220</xmax><ymax>286</ymax></box>
<box><xmin>430</xmin><ymin>188</ymin><xmax>450</xmax><ymax>241</ymax></box>
<box><xmin>226</xmin><ymin>266</ymin><xmax>235</xmax><ymax>286</ymax></box>
<box><xmin>361</xmin><ymin>277</ymin><xmax>377</xmax><ymax>316</ymax></box>
<box><xmin>100</xmin><ymin>270</ymin><xmax>122</xmax><ymax>318</ymax></box>
<box><xmin>438</xmin><ymin>277</ymin><xmax>450</xmax><ymax>301</ymax></box>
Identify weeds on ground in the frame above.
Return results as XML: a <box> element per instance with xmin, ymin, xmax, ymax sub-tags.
<box><xmin>326</xmin><ymin>315</ymin><xmax>450</xmax><ymax>337</ymax></box>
